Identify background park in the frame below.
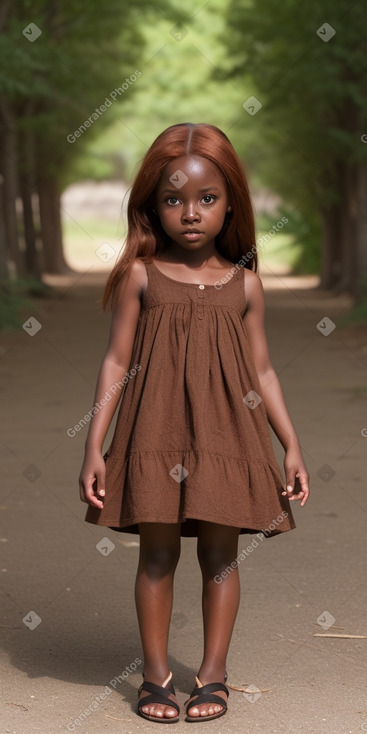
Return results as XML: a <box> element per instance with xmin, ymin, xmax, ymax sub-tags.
<box><xmin>1</xmin><ymin>2</ymin><xmax>367</xmax><ymax>733</ymax></box>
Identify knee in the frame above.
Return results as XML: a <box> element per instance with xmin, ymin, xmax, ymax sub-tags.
<box><xmin>140</xmin><ymin>545</ymin><xmax>180</xmax><ymax>580</ymax></box>
<box><xmin>197</xmin><ymin>544</ymin><xmax>235</xmax><ymax>577</ymax></box>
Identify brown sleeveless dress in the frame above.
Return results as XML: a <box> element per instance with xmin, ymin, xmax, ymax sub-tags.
<box><xmin>85</xmin><ymin>260</ymin><xmax>296</xmax><ymax>537</ymax></box>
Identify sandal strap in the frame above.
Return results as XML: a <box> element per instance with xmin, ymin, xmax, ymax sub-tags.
<box><xmin>190</xmin><ymin>681</ymin><xmax>229</xmax><ymax>698</ymax></box>
<box><xmin>185</xmin><ymin>681</ymin><xmax>229</xmax><ymax>711</ymax></box>
<box><xmin>138</xmin><ymin>680</ymin><xmax>180</xmax><ymax>715</ymax></box>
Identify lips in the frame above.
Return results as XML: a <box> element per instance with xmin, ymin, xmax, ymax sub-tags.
<box><xmin>182</xmin><ymin>229</ymin><xmax>202</xmax><ymax>234</ymax></box>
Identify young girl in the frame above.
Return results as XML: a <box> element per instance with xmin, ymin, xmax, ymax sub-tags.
<box><xmin>79</xmin><ymin>122</ymin><xmax>310</xmax><ymax>724</ymax></box>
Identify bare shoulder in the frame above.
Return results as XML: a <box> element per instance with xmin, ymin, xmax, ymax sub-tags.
<box><xmin>130</xmin><ymin>258</ymin><xmax>148</xmax><ymax>291</ymax></box>
<box><xmin>115</xmin><ymin>257</ymin><xmax>148</xmax><ymax>297</ymax></box>
<box><xmin>112</xmin><ymin>258</ymin><xmax>148</xmax><ymax>308</ymax></box>
<box><xmin>244</xmin><ymin>268</ymin><xmax>264</xmax><ymax>308</ymax></box>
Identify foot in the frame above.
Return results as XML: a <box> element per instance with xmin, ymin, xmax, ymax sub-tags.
<box><xmin>185</xmin><ymin>675</ymin><xmax>229</xmax><ymax>720</ymax></box>
<box><xmin>138</xmin><ymin>671</ymin><xmax>180</xmax><ymax>721</ymax></box>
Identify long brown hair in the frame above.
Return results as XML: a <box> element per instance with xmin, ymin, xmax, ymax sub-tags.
<box><xmin>102</xmin><ymin>122</ymin><xmax>257</xmax><ymax>310</ymax></box>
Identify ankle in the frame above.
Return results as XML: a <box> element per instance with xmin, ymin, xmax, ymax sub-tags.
<box><xmin>197</xmin><ymin>664</ymin><xmax>226</xmax><ymax>684</ymax></box>
<box><xmin>143</xmin><ymin>664</ymin><xmax>171</xmax><ymax>684</ymax></box>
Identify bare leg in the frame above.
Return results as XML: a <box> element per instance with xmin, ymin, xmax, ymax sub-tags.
<box><xmin>186</xmin><ymin>521</ymin><xmax>241</xmax><ymax>719</ymax></box>
<box><xmin>135</xmin><ymin>522</ymin><xmax>181</xmax><ymax>720</ymax></box>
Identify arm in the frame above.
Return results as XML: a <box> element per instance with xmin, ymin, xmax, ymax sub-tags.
<box><xmin>243</xmin><ymin>271</ymin><xmax>310</xmax><ymax>506</ymax></box>
<box><xmin>79</xmin><ymin>259</ymin><xmax>147</xmax><ymax>508</ymax></box>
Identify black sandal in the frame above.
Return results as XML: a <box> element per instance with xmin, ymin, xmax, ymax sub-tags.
<box><xmin>137</xmin><ymin>671</ymin><xmax>180</xmax><ymax>724</ymax></box>
<box><xmin>185</xmin><ymin>674</ymin><xmax>229</xmax><ymax>722</ymax></box>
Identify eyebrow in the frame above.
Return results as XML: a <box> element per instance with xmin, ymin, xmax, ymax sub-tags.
<box><xmin>161</xmin><ymin>186</ymin><xmax>221</xmax><ymax>194</ymax></box>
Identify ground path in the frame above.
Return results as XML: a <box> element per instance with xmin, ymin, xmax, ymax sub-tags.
<box><xmin>1</xmin><ymin>267</ymin><xmax>366</xmax><ymax>733</ymax></box>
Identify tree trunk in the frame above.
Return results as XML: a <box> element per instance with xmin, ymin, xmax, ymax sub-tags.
<box><xmin>0</xmin><ymin>96</ymin><xmax>22</xmax><ymax>275</ymax></box>
<box><xmin>355</xmin><ymin>163</ymin><xmax>367</xmax><ymax>302</ymax></box>
<box><xmin>337</xmin><ymin>163</ymin><xmax>358</xmax><ymax>297</ymax></box>
<box><xmin>320</xmin><ymin>201</ymin><xmax>341</xmax><ymax>290</ymax></box>
<box><xmin>0</xmin><ymin>184</ymin><xmax>10</xmax><ymax>281</ymax></box>
<box><xmin>19</xmin><ymin>108</ymin><xmax>42</xmax><ymax>279</ymax></box>
<box><xmin>38</xmin><ymin>172</ymin><xmax>72</xmax><ymax>274</ymax></box>
<box><xmin>20</xmin><ymin>173</ymin><xmax>40</xmax><ymax>278</ymax></box>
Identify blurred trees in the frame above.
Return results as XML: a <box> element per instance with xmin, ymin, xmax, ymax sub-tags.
<box><xmin>1</xmin><ymin>0</ymin><xmax>366</xmax><ymax>302</ymax></box>
<box><xmin>0</xmin><ymin>0</ymin><xmax>183</xmax><ymax>282</ymax></box>
<box><xmin>64</xmin><ymin>0</ymin><xmax>241</xmax><ymax>186</ymax></box>
<box><xmin>221</xmin><ymin>0</ymin><xmax>367</xmax><ymax>299</ymax></box>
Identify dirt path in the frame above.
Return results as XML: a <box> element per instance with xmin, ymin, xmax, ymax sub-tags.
<box><xmin>1</xmin><ymin>268</ymin><xmax>366</xmax><ymax>734</ymax></box>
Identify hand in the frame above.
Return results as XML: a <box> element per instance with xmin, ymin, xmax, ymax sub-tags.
<box><xmin>282</xmin><ymin>446</ymin><xmax>310</xmax><ymax>507</ymax></box>
<box><xmin>79</xmin><ymin>450</ymin><xmax>106</xmax><ymax>509</ymax></box>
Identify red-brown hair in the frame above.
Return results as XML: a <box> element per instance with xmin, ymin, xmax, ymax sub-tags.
<box><xmin>102</xmin><ymin>122</ymin><xmax>257</xmax><ymax>310</ymax></box>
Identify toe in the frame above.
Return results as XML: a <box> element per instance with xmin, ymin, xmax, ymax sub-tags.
<box><xmin>151</xmin><ymin>704</ymin><xmax>164</xmax><ymax>718</ymax></box>
<box><xmin>164</xmin><ymin>705</ymin><xmax>178</xmax><ymax>718</ymax></box>
<box><xmin>188</xmin><ymin>707</ymin><xmax>199</xmax><ymax>717</ymax></box>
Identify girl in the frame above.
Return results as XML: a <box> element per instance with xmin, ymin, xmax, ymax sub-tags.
<box><xmin>79</xmin><ymin>122</ymin><xmax>310</xmax><ymax>724</ymax></box>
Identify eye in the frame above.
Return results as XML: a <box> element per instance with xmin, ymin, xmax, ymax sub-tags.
<box><xmin>202</xmin><ymin>195</ymin><xmax>216</xmax><ymax>204</ymax></box>
<box><xmin>166</xmin><ymin>196</ymin><xmax>180</xmax><ymax>206</ymax></box>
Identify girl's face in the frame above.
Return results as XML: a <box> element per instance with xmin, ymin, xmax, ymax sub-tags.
<box><xmin>155</xmin><ymin>155</ymin><xmax>231</xmax><ymax>254</ymax></box>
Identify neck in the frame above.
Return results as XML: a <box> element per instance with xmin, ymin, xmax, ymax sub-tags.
<box><xmin>162</xmin><ymin>242</ymin><xmax>218</xmax><ymax>268</ymax></box>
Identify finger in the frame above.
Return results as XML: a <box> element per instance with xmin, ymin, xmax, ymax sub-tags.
<box><xmin>87</xmin><ymin>494</ymin><xmax>105</xmax><ymax>509</ymax></box>
<box><xmin>281</xmin><ymin>482</ymin><xmax>295</xmax><ymax>497</ymax></box>
<box><xmin>93</xmin><ymin>475</ymin><xmax>106</xmax><ymax>498</ymax></box>
<box><xmin>295</xmin><ymin>473</ymin><xmax>310</xmax><ymax>505</ymax></box>
<box><xmin>85</xmin><ymin>484</ymin><xmax>105</xmax><ymax>509</ymax></box>
<box><xmin>80</xmin><ymin>479</ymin><xmax>105</xmax><ymax>509</ymax></box>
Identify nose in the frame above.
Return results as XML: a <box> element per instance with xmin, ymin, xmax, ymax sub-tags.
<box><xmin>181</xmin><ymin>200</ymin><xmax>200</xmax><ymax>223</ymax></box>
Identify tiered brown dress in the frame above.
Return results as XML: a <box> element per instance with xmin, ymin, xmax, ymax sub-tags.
<box><xmin>85</xmin><ymin>260</ymin><xmax>296</xmax><ymax>537</ymax></box>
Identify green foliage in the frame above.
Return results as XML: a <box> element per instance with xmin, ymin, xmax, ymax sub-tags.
<box><xmin>0</xmin><ymin>0</ymin><xmax>187</xmax><ymax>178</ymax></box>
<box><xmin>65</xmin><ymin>0</ymin><xmax>245</xmax><ymax>184</ymax></box>
<box><xmin>257</xmin><ymin>204</ymin><xmax>322</xmax><ymax>274</ymax></box>
<box><xmin>217</xmin><ymin>0</ymin><xmax>367</xmax><ymax>271</ymax></box>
